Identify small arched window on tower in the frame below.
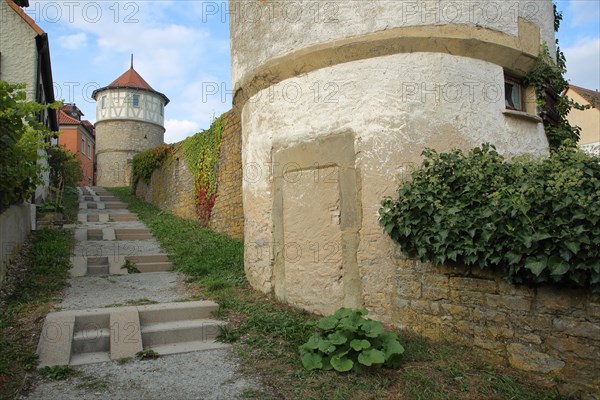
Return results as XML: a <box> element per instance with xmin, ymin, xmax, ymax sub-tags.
<box><xmin>160</xmin><ymin>103</ymin><xmax>164</xmax><ymax>116</ymax></box>
<box><xmin>101</xmin><ymin>96</ymin><xmax>106</xmax><ymax>109</ymax></box>
<box><xmin>132</xmin><ymin>94</ymin><xmax>140</xmax><ymax>108</ymax></box>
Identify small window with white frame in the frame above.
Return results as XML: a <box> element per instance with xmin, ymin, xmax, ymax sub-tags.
<box><xmin>101</xmin><ymin>95</ymin><xmax>106</xmax><ymax>109</ymax></box>
<box><xmin>505</xmin><ymin>76</ymin><xmax>524</xmax><ymax>111</ymax></box>
<box><xmin>88</xmin><ymin>142</ymin><xmax>91</xmax><ymax>158</ymax></box>
<box><xmin>160</xmin><ymin>103</ymin><xmax>163</xmax><ymax>116</ymax></box>
<box><xmin>81</xmin><ymin>137</ymin><xmax>86</xmax><ymax>153</ymax></box>
<box><xmin>133</xmin><ymin>94</ymin><xmax>140</xmax><ymax>108</ymax></box>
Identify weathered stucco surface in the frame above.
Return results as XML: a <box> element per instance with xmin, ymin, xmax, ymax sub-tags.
<box><xmin>230</xmin><ymin>0</ymin><xmax>556</xmax><ymax>84</ymax></box>
<box><xmin>0</xmin><ymin>0</ymin><xmax>38</xmax><ymax>99</ymax></box>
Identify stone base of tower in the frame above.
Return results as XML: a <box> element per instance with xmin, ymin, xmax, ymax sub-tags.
<box><xmin>95</xmin><ymin>152</ymin><xmax>136</xmax><ymax>187</ymax></box>
<box><xmin>95</xmin><ymin>120</ymin><xmax>165</xmax><ymax>187</ymax></box>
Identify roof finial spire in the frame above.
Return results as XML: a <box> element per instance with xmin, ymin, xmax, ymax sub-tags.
<box><xmin>130</xmin><ymin>54</ymin><xmax>134</xmax><ymax>69</ymax></box>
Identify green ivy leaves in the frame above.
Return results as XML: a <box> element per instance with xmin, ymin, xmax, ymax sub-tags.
<box><xmin>379</xmin><ymin>144</ymin><xmax>600</xmax><ymax>291</ymax></box>
<box><xmin>299</xmin><ymin>308</ymin><xmax>405</xmax><ymax>372</ymax></box>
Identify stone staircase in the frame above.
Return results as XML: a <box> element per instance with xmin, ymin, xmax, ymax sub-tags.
<box><xmin>36</xmin><ymin>187</ymin><xmax>228</xmax><ymax>367</ymax></box>
<box><xmin>38</xmin><ymin>301</ymin><xmax>227</xmax><ymax>367</ymax></box>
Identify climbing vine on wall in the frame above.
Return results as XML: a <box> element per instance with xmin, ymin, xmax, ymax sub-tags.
<box><xmin>132</xmin><ymin>144</ymin><xmax>174</xmax><ymax>185</ymax></box>
<box><xmin>182</xmin><ymin>115</ymin><xmax>224</xmax><ymax>226</ymax></box>
<box><xmin>524</xmin><ymin>3</ymin><xmax>592</xmax><ymax>150</ymax></box>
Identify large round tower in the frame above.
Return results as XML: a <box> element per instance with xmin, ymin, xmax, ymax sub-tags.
<box><xmin>92</xmin><ymin>60</ymin><xmax>169</xmax><ymax>187</ymax></box>
<box><xmin>230</xmin><ymin>1</ymin><xmax>555</xmax><ymax>314</ymax></box>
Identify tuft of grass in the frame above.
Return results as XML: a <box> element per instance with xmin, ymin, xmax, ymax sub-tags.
<box><xmin>39</xmin><ymin>365</ymin><xmax>78</xmax><ymax>381</ymax></box>
<box><xmin>75</xmin><ymin>373</ymin><xmax>109</xmax><ymax>391</ymax></box>
<box><xmin>136</xmin><ymin>349</ymin><xmax>160</xmax><ymax>360</ymax></box>
<box><xmin>109</xmin><ymin>187</ymin><xmax>572</xmax><ymax>400</ymax></box>
<box><xmin>121</xmin><ymin>259</ymin><xmax>140</xmax><ymax>274</ymax></box>
<box><xmin>0</xmin><ymin>228</ymin><xmax>74</xmax><ymax>399</ymax></box>
<box><xmin>216</xmin><ymin>325</ymin><xmax>240</xmax><ymax>344</ymax></box>
<box><xmin>125</xmin><ymin>298</ymin><xmax>158</xmax><ymax>306</ymax></box>
<box><xmin>62</xmin><ymin>186</ymin><xmax>80</xmax><ymax>223</ymax></box>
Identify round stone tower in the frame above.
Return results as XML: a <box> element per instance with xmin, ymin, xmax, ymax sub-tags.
<box><xmin>92</xmin><ymin>60</ymin><xmax>169</xmax><ymax>187</ymax></box>
<box><xmin>230</xmin><ymin>1</ymin><xmax>556</xmax><ymax>316</ymax></box>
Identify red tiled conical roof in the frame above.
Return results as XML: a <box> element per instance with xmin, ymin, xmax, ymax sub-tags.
<box><xmin>108</xmin><ymin>67</ymin><xmax>155</xmax><ymax>91</ymax></box>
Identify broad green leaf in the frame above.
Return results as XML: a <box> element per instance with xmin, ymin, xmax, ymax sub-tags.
<box><xmin>302</xmin><ymin>335</ymin><xmax>320</xmax><ymax>350</ymax></box>
<box><xmin>358</xmin><ymin>349</ymin><xmax>385</xmax><ymax>366</ymax></box>
<box><xmin>548</xmin><ymin>255</ymin><xmax>570</xmax><ymax>276</ymax></box>
<box><xmin>317</xmin><ymin>339</ymin><xmax>336</xmax><ymax>354</ymax></box>
<box><xmin>300</xmin><ymin>351</ymin><xmax>323</xmax><ymax>371</ymax></box>
<box><xmin>360</xmin><ymin>320</ymin><xmax>384</xmax><ymax>338</ymax></box>
<box><xmin>350</xmin><ymin>339</ymin><xmax>371</xmax><ymax>351</ymax></box>
<box><xmin>525</xmin><ymin>258</ymin><xmax>546</xmax><ymax>277</ymax></box>
<box><xmin>330</xmin><ymin>355</ymin><xmax>353</xmax><ymax>372</ymax></box>
<box><xmin>316</xmin><ymin>316</ymin><xmax>337</xmax><ymax>331</ymax></box>
<box><xmin>327</xmin><ymin>331</ymin><xmax>348</xmax><ymax>345</ymax></box>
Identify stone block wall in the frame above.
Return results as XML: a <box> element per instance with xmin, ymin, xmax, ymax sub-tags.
<box><xmin>209</xmin><ymin>110</ymin><xmax>244</xmax><ymax>240</ymax></box>
<box><xmin>134</xmin><ymin>110</ymin><xmax>244</xmax><ymax>240</ymax></box>
<box><xmin>394</xmin><ymin>254</ymin><xmax>599</xmax><ymax>395</ymax></box>
<box><xmin>0</xmin><ymin>204</ymin><xmax>33</xmax><ymax>287</ymax></box>
<box><xmin>135</xmin><ymin>145</ymin><xmax>196</xmax><ymax>221</ymax></box>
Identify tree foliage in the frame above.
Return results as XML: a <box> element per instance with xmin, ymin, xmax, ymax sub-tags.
<box><xmin>0</xmin><ymin>81</ymin><xmax>60</xmax><ymax>208</ymax></box>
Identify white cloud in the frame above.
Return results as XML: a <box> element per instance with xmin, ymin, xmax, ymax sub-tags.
<box><xmin>57</xmin><ymin>32</ymin><xmax>87</xmax><ymax>49</ymax></box>
<box><xmin>569</xmin><ymin>0</ymin><xmax>600</xmax><ymax>26</ymax></box>
<box><xmin>164</xmin><ymin>119</ymin><xmax>201</xmax><ymax>143</ymax></box>
<box><xmin>563</xmin><ymin>37</ymin><xmax>600</xmax><ymax>90</ymax></box>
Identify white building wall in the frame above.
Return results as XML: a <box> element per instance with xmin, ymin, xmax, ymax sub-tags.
<box><xmin>0</xmin><ymin>0</ymin><xmax>39</xmax><ymax>99</ymax></box>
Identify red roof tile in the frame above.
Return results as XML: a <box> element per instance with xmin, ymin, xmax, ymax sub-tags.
<box><xmin>108</xmin><ymin>67</ymin><xmax>155</xmax><ymax>91</ymax></box>
<box><xmin>568</xmin><ymin>85</ymin><xmax>600</xmax><ymax>110</ymax></box>
<box><xmin>5</xmin><ymin>0</ymin><xmax>44</xmax><ymax>35</ymax></box>
<box><xmin>57</xmin><ymin>109</ymin><xmax>80</xmax><ymax>125</ymax></box>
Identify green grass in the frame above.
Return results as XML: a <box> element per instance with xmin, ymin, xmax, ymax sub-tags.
<box><xmin>0</xmin><ymin>228</ymin><xmax>74</xmax><ymax>399</ymax></box>
<box><xmin>108</xmin><ymin>187</ymin><xmax>570</xmax><ymax>400</ymax></box>
<box><xmin>62</xmin><ymin>186</ymin><xmax>80</xmax><ymax>223</ymax></box>
<box><xmin>109</xmin><ymin>188</ymin><xmax>246</xmax><ymax>290</ymax></box>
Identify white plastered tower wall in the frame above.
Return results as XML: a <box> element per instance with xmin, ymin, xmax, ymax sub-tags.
<box><xmin>93</xmin><ymin>71</ymin><xmax>169</xmax><ymax>188</ymax></box>
<box><xmin>230</xmin><ymin>0</ymin><xmax>555</xmax><ymax>317</ymax></box>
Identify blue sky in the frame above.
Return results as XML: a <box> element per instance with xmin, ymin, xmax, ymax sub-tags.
<box><xmin>26</xmin><ymin>0</ymin><xmax>600</xmax><ymax>143</ymax></box>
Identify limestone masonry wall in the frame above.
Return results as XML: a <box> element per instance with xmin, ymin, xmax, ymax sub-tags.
<box><xmin>134</xmin><ymin>110</ymin><xmax>243</xmax><ymax>240</ymax></box>
<box><xmin>394</xmin><ymin>255</ymin><xmax>599</xmax><ymax>395</ymax></box>
<box><xmin>0</xmin><ymin>204</ymin><xmax>33</xmax><ymax>287</ymax></box>
<box><xmin>135</xmin><ymin>145</ymin><xmax>196</xmax><ymax>221</ymax></box>
<box><xmin>209</xmin><ymin>110</ymin><xmax>244</xmax><ymax>240</ymax></box>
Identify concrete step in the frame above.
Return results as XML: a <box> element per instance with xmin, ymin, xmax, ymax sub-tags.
<box><xmin>87</xmin><ymin>203</ymin><xmax>98</xmax><ymax>209</ymax></box>
<box><xmin>148</xmin><ymin>341</ymin><xmax>229</xmax><ymax>355</ymax></box>
<box><xmin>115</xmin><ymin>229</ymin><xmax>153</xmax><ymax>240</ymax></box>
<box><xmin>109</xmin><ymin>213</ymin><xmax>138</xmax><ymax>222</ymax></box>
<box><xmin>70</xmin><ymin>352</ymin><xmax>111</xmax><ymax>366</ymax></box>
<box><xmin>87</xmin><ymin>214</ymin><xmax>99</xmax><ymax>222</ymax></box>
<box><xmin>87</xmin><ymin>229</ymin><xmax>103</xmax><ymax>240</ymax></box>
<box><xmin>87</xmin><ymin>265</ymin><xmax>109</xmax><ymax>275</ymax></box>
<box><xmin>105</xmin><ymin>202</ymin><xmax>128</xmax><ymax>209</ymax></box>
<box><xmin>138</xmin><ymin>301</ymin><xmax>219</xmax><ymax>324</ymax></box>
<box><xmin>135</xmin><ymin>262</ymin><xmax>172</xmax><ymax>273</ymax></box>
<box><xmin>87</xmin><ymin>256</ymin><xmax>108</xmax><ymax>266</ymax></box>
<box><xmin>127</xmin><ymin>255</ymin><xmax>170</xmax><ymax>263</ymax></box>
<box><xmin>141</xmin><ymin>319</ymin><xmax>225</xmax><ymax>346</ymax></box>
<box><xmin>72</xmin><ymin>328</ymin><xmax>110</xmax><ymax>354</ymax></box>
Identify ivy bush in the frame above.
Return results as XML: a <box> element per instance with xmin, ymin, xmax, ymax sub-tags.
<box><xmin>379</xmin><ymin>144</ymin><xmax>600</xmax><ymax>291</ymax></box>
<box><xmin>0</xmin><ymin>81</ymin><xmax>59</xmax><ymax>208</ymax></box>
<box><xmin>132</xmin><ymin>144</ymin><xmax>173</xmax><ymax>184</ymax></box>
<box><xmin>299</xmin><ymin>308</ymin><xmax>404</xmax><ymax>372</ymax></box>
